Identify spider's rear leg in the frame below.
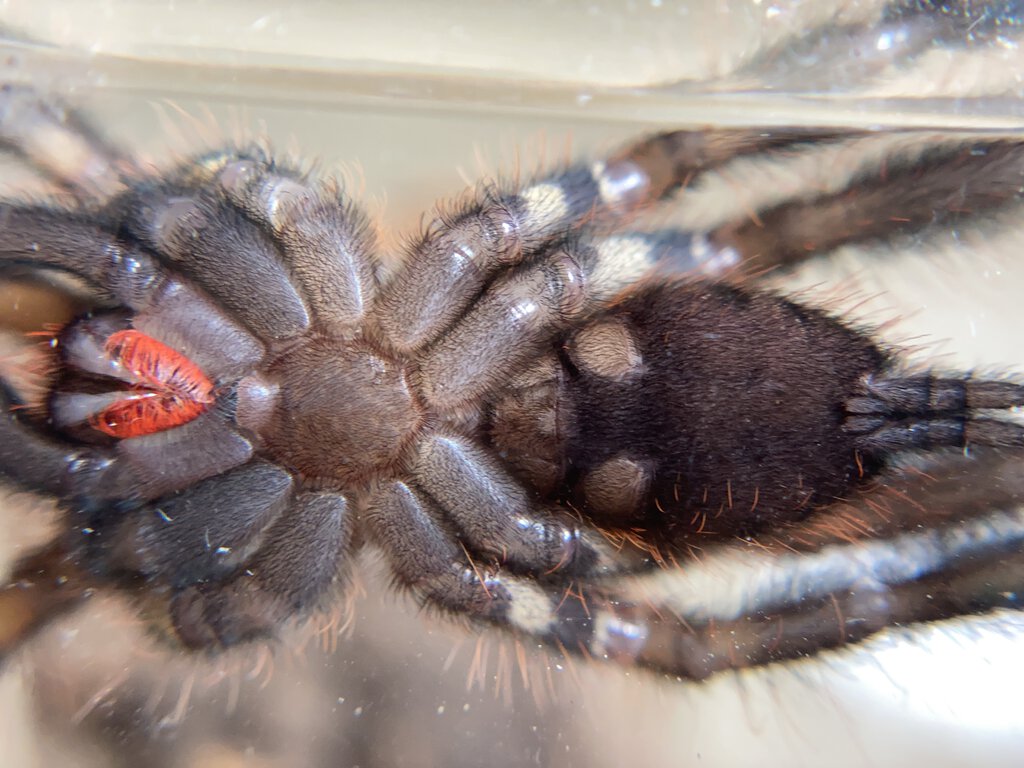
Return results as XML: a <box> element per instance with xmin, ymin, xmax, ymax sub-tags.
<box><xmin>364</xmin><ymin>475</ymin><xmax>1019</xmax><ymax>684</ymax></box>
<box><xmin>408</xmin><ymin>432</ymin><xmax>629</xmax><ymax>578</ymax></box>
<box><xmin>372</xmin><ymin>128</ymin><xmax>852</xmax><ymax>354</ymax></box>
<box><xmin>367</xmin><ymin>467</ymin><xmax>1024</xmax><ymax>681</ymax></box>
<box><xmin>363</xmin><ymin>481</ymin><xmax>642</xmax><ymax>656</ymax></box>
<box><xmin>622</xmin><ymin>545</ymin><xmax>1024</xmax><ymax>680</ymax></box>
<box><xmin>414</xmin><ymin>231</ymin><xmax>712</xmax><ymax>412</ymax></box>
<box><xmin>604</xmin><ymin>452</ymin><xmax>1024</xmax><ymax>678</ymax></box>
<box><xmin>706</xmin><ymin>135</ymin><xmax>1024</xmax><ymax>275</ymax></box>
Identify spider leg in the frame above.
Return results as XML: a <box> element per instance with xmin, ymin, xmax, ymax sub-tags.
<box><xmin>113</xmin><ymin>180</ymin><xmax>311</xmax><ymax>343</ymax></box>
<box><xmin>215</xmin><ymin>156</ymin><xmax>379</xmax><ymax>332</ymax></box>
<box><xmin>372</xmin><ymin>172</ymin><xmax>600</xmax><ymax>354</ymax></box>
<box><xmin>0</xmin><ymin>460</ymin><xmax>293</xmax><ymax>661</ymax></box>
<box><xmin>0</xmin><ymin>469</ymin><xmax>350</xmax><ymax>657</ymax></box>
<box><xmin>0</xmin><ymin>541</ymin><xmax>89</xmax><ymax>664</ymax></box>
<box><xmin>600</xmin><ymin>452</ymin><xmax>1024</xmax><ymax>678</ymax></box>
<box><xmin>603</xmin><ymin>127</ymin><xmax>857</xmax><ymax>203</ymax></box>
<box><xmin>0</xmin><ymin>85</ymin><xmax>379</xmax><ymax>342</ymax></box>
<box><xmin>413</xmin><ymin>243</ymin><xmax>590</xmax><ymax>410</ymax></box>
<box><xmin>707</xmin><ymin>135</ymin><xmax>1024</xmax><ymax>274</ymax></box>
<box><xmin>119</xmin><ymin>150</ymin><xmax>379</xmax><ymax>337</ymax></box>
<box><xmin>414</xmin><ymin>231</ymin><xmax>724</xmax><ymax>411</ymax></box>
<box><xmin>0</xmin><ymin>206</ymin><xmax>264</xmax><ymax>375</ymax></box>
<box><xmin>364</xmin><ymin>481</ymin><xmax>618</xmax><ymax>650</ymax></box>
<box><xmin>373</xmin><ymin>128</ymin><xmax>852</xmax><ymax>353</ymax></box>
<box><xmin>370</xmin><ymin>454</ymin><xmax>1024</xmax><ymax>680</ymax></box>
<box><xmin>610</xmin><ymin>546</ymin><xmax>1024</xmax><ymax>680</ymax></box>
<box><xmin>0</xmin><ymin>84</ymin><xmax>134</xmax><ymax>201</ymax></box>
<box><xmin>166</xmin><ymin>491</ymin><xmax>352</xmax><ymax>649</ymax></box>
<box><xmin>92</xmin><ymin>459</ymin><xmax>293</xmax><ymax>584</ymax></box>
<box><xmin>408</xmin><ymin>433</ymin><xmax>630</xmax><ymax>577</ymax></box>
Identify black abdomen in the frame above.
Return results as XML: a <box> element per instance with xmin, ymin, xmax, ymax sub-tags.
<box><xmin>562</xmin><ymin>281</ymin><xmax>886</xmax><ymax>537</ymax></box>
<box><xmin>489</xmin><ymin>280</ymin><xmax>886</xmax><ymax>539</ymax></box>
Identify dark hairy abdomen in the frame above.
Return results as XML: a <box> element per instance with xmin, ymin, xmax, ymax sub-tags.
<box><xmin>565</xmin><ymin>281</ymin><xmax>886</xmax><ymax>537</ymax></box>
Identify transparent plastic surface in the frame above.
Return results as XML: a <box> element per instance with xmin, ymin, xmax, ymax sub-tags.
<box><xmin>1</xmin><ymin>3</ymin><xmax>1023</xmax><ymax>768</ymax></box>
<box><xmin>4</xmin><ymin>0</ymin><xmax>1024</xmax><ymax>127</ymax></box>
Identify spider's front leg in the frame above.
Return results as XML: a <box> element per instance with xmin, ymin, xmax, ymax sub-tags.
<box><xmin>363</xmin><ymin>450</ymin><xmax>1024</xmax><ymax>681</ymax></box>
<box><xmin>0</xmin><ymin>84</ymin><xmax>136</xmax><ymax>201</ymax></box>
<box><xmin>362</xmin><ymin>480</ymin><xmax>647</xmax><ymax>662</ymax></box>
<box><xmin>598</xmin><ymin>450</ymin><xmax>1024</xmax><ymax>679</ymax></box>
<box><xmin>166</xmin><ymin>490</ymin><xmax>352</xmax><ymax>650</ymax></box>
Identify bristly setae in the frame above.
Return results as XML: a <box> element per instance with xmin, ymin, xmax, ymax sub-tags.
<box><xmin>0</xmin><ymin>81</ymin><xmax>1023</xmax><ymax>681</ymax></box>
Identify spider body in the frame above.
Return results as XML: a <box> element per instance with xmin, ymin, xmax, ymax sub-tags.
<box><xmin>1</xmin><ymin>84</ymin><xmax>1024</xmax><ymax>679</ymax></box>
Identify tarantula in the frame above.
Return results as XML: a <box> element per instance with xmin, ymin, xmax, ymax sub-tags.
<box><xmin>0</xmin><ymin>83</ymin><xmax>1023</xmax><ymax>682</ymax></box>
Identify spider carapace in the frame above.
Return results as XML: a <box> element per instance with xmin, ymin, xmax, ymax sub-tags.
<box><xmin>1</xmin><ymin>85</ymin><xmax>1023</xmax><ymax>681</ymax></box>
